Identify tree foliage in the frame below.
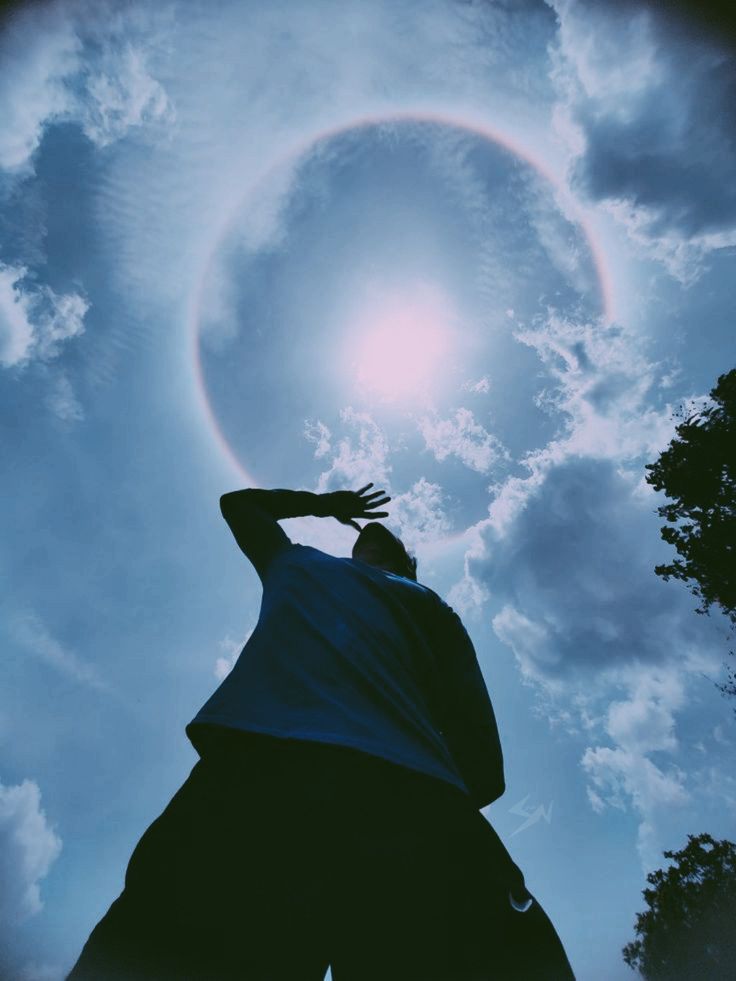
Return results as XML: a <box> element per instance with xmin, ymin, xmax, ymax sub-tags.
<box><xmin>645</xmin><ymin>368</ymin><xmax>735</xmax><ymax>624</ymax></box>
<box><xmin>645</xmin><ymin>368</ymin><xmax>736</xmax><ymax>705</ymax></box>
<box><xmin>622</xmin><ymin>833</ymin><xmax>736</xmax><ymax>979</ymax></box>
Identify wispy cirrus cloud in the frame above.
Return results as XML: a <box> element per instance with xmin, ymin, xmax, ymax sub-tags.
<box><xmin>7</xmin><ymin>608</ymin><xmax>110</xmax><ymax>693</ymax></box>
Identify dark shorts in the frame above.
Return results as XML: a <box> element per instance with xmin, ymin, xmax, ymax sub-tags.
<box><xmin>66</xmin><ymin>728</ymin><xmax>574</xmax><ymax>980</ymax></box>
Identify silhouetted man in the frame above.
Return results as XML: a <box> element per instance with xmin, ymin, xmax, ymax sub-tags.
<box><xmin>66</xmin><ymin>483</ymin><xmax>574</xmax><ymax>980</ymax></box>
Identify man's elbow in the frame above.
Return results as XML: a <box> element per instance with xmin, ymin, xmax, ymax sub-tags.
<box><xmin>220</xmin><ymin>490</ymin><xmax>250</xmax><ymax>518</ymax></box>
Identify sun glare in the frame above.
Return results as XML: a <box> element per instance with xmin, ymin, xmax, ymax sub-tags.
<box><xmin>344</xmin><ymin>282</ymin><xmax>456</xmax><ymax>403</ymax></box>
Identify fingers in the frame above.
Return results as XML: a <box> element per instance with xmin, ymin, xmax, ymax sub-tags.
<box><xmin>356</xmin><ymin>482</ymin><xmax>373</xmax><ymax>495</ymax></box>
<box><xmin>364</xmin><ymin>496</ymin><xmax>391</xmax><ymax>511</ymax></box>
<box><xmin>364</xmin><ymin>511</ymin><xmax>389</xmax><ymax>519</ymax></box>
<box><xmin>363</xmin><ymin>490</ymin><xmax>390</xmax><ymax>503</ymax></box>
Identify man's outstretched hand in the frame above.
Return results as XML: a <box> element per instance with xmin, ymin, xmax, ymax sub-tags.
<box><xmin>322</xmin><ymin>483</ymin><xmax>391</xmax><ymax>531</ymax></box>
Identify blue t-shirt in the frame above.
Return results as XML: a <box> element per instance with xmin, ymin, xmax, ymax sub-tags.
<box><xmin>186</xmin><ymin>492</ymin><xmax>505</xmax><ymax>808</ymax></box>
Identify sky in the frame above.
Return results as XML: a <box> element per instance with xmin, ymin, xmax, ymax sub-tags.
<box><xmin>1</xmin><ymin>0</ymin><xmax>735</xmax><ymax>978</ymax></box>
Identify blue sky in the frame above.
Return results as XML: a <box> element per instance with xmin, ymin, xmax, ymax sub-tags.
<box><xmin>1</xmin><ymin>1</ymin><xmax>735</xmax><ymax>978</ymax></box>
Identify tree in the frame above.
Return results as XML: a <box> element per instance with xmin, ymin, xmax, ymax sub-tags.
<box><xmin>645</xmin><ymin>368</ymin><xmax>736</xmax><ymax>706</ymax></box>
<box><xmin>622</xmin><ymin>833</ymin><xmax>736</xmax><ymax>979</ymax></box>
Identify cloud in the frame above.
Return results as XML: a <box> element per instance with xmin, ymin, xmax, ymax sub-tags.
<box><xmin>8</xmin><ymin>608</ymin><xmax>110</xmax><ymax>692</ymax></box>
<box><xmin>482</xmin><ymin>456</ymin><xmax>720</xmax><ymax>684</ymax></box>
<box><xmin>511</xmin><ymin>314</ymin><xmax>678</xmax><ymax>463</ymax></box>
<box><xmin>214</xmin><ymin>630</ymin><xmax>253</xmax><ymax>681</ymax></box>
<box><xmin>548</xmin><ymin>0</ymin><xmax>736</xmax><ymax>280</ymax></box>
<box><xmin>446</xmin><ymin>562</ymin><xmax>491</xmax><ymax>620</ymax></box>
<box><xmin>0</xmin><ymin>263</ymin><xmax>88</xmax><ymax>368</ymax></box>
<box><xmin>0</xmin><ymin>4</ymin><xmax>80</xmax><ymax>173</ymax></box>
<box><xmin>44</xmin><ymin>372</ymin><xmax>85</xmax><ymax>422</ymax></box>
<box><xmin>605</xmin><ymin>670</ymin><xmax>684</xmax><ymax>755</ymax></box>
<box><xmin>304</xmin><ymin>419</ymin><xmax>332</xmax><ymax>459</ymax></box>
<box><xmin>582</xmin><ymin>744</ymin><xmax>689</xmax><ymax>869</ymax></box>
<box><xmin>76</xmin><ymin>37</ymin><xmax>172</xmax><ymax>148</ymax></box>
<box><xmin>0</xmin><ymin>1</ymin><xmax>173</xmax><ymax>177</ymax></box>
<box><xmin>472</xmin><ymin>450</ymin><xmax>722</xmax><ymax>870</ymax></box>
<box><xmin>447</xmin><ymin>301</ymin><xmax>728</xmax><ymax>867</ymax></box>
<box><xmin>579</xmin><ymin>664</ymin><xmax>692</xmax><ymax>868</ymax></box>
<box><xmin>0</xmin><ymin>264</ymin><xmax>35</xmax><ymax>366</ymax></box>
<box><xmin>0</xmin><ymin>778</ymin><xmax>62</xmax><ymax>925</ymax></box>
<box><xmin>315</xmin><ymin>407</ymin><xmax>392</xmax><ymax>492</ymax></box>
<box><xmin>461</xmin><ymin>375</ymin><xmax>490</xmax><ymax>395</ymax></box>
<box><xmin>389</xmin><ymin>477</ymin><xmax>451</xmax><ymax>548</ymax></box>
<box><xmin>420</xmin><ymin>407</ymin><xmax>509</xmax><ymax>474</ymax></box>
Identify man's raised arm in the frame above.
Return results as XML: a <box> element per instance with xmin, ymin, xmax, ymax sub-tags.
<box><xmin>219</xmin><ymin>484</ymin><xmax>390</xmax><ymax>581</ymax></box>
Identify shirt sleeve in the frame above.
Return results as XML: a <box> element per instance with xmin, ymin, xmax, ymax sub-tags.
<box><xmin>432</xmin><ymin>600</ymin><xmax>506</xmax><ymax>808</ymax></box>
<box><xmin>220</xmin><ymin>492</ymin><xmax>292</xmax><ymax>582</ymax></box>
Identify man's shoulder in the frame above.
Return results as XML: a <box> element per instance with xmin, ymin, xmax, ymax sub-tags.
<box><xmin>421</xmin><ymin>589</ymin><xmax>470</xmax><ymax>637</ymax></box>
<box><xmin>420</xmin><ymin>585</ymin><xmax>452</xmax><ymax>614</ymax></box>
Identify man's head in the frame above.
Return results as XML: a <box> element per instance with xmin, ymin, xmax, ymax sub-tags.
<box><xmin>351</xmin><ymin>522</ymin><xmax>417</xmax><ymax>580</ymax></box>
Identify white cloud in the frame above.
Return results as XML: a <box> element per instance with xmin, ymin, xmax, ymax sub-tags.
<box><xmin>581</xmin><ymin>745</ymin><xmax>689</xmax><ymax>870</ymax></box>
<box><xmin>316</xmin><ymin>407</ymin><xmax>392</xmax><ymax>492</ymax></box>
<box><xmin>389</xmin><ymin>477</ymin><xmax>451</xmax><ymax>549</ymax></box>
<box><xmin>446</xmin><ymin>570</ymin><xmax>490</xmax><ymax>620</ymax></box>
<box><xmin>304</xmin><ymin>419</ymin><xmax>332</xmax><ymax>459</ymax></box>
<box><xmin>586</xmin><ymin>786</ymin><xmax>606</xmax><ymax>814</ymax></box>
<box><xmin>575</xmin><ymin>663</ymin><xmax>693</xmax><ymax>869</ymax></box>
<box><xmin>484</xmin><ymin>442</ymin><xmax>562</xmax><ymax>540</ymax></box>
<box><xmin>0</xmin><ymin>4</ymin><xmax>80</xmax><ymax>173</ymax></box>
<box><xmin>0</xmin><ymin>778</ymin><xmax>62</xmax><ymax>924</ymax></box>
<box><xmin>0</xmin><ymin>264</ymin><xmax>36</xmax><ymax>366</ymax></box>
<box><xmin>214</xmin><ymin>629</ymin><xmax>253</xmax><ymax>681</ymax></box>
<box><xmin>0</xmin><ymin>264</ymin><xmax>88</xmax><ymax>368</ymax></box>
<box><xmin>8</xmin><ymin>609</ymin><xmax>110</xmax><ymax>692</ymax></box>
<box><xmin>44</xmin><ymin>373</ymin><xmax>85</xmax><ymax>422</ymax></box>
<box><xmin>605</xmin><ymin>670</ymin><xmax>685</xmax><ymax>755</ymax></box>
<box><xmin>514</xmin><ymin>314</ymin><xmax>678</xmax><ymax>463</ymax></box>
<box><xmin>79</xmin><ymin>40</ymin><xmax>172</xmax><ymax>148</ymax></box>
<box><xmin>461</xmin><ymin>375</ymin><xmax>490</xmax><ymax>394</ymax></box>
<box><xmin>420</xmin><ymin>407</ymin><xmax>509</xmax><ymax>474</ymax></box>
<box><xmin>492</xmin><ymin>604</ymin><xmax>562</xmax><ymax>684</ymax></box>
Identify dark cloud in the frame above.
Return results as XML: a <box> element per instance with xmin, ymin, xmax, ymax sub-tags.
<box><xmin>469</xmin><ymin>456</ymin><xmax>723</xmax><ymax>684</ymax></box>
<box><xmin>550</xmin><ymin>0</ymin><xmax>736</xmax><ymax>265</ymax></box>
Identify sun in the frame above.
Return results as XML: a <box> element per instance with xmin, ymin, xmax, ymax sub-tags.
<box><xmin>342</xmin><ymin>281</ymin><xmax>457</xmax><ymax>404</ymax></box>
